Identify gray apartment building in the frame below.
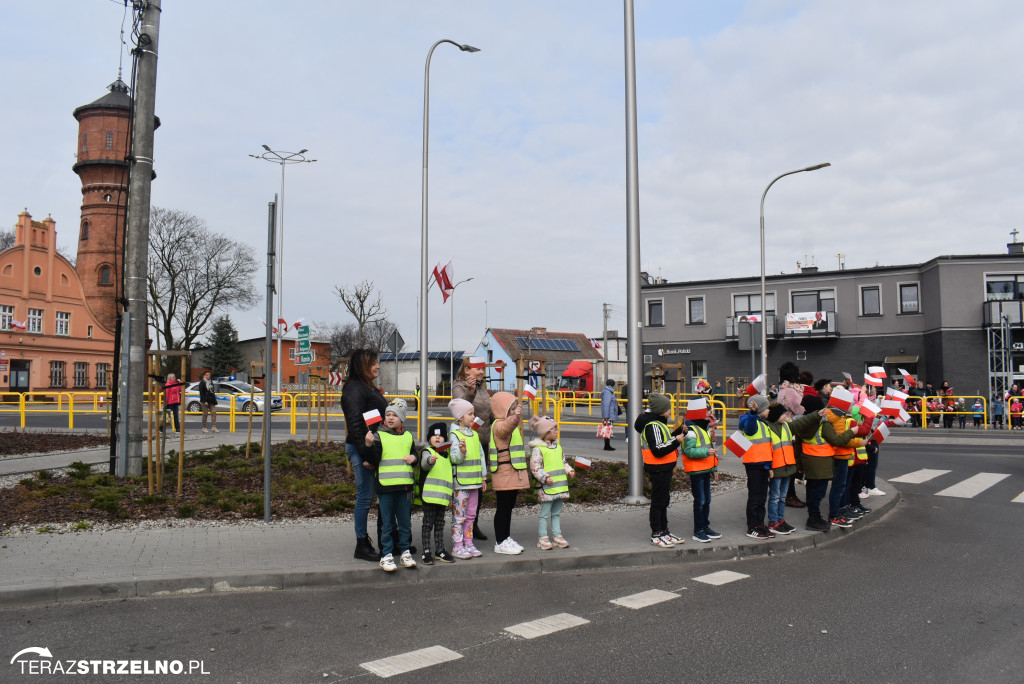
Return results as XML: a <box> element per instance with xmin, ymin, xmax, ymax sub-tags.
<box><xmin>639</xmin><ymin>242</ymin><xmax>1024</xmax><ymax>400</ymax></box>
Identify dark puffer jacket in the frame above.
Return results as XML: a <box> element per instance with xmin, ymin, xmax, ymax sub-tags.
<box><xmin>633</xmin><ymin>410</ymin><xmax>681</xmax><ymax>473</ymax></box>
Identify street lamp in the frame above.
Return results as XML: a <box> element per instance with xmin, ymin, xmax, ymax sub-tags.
<box><xmin>759</xmin><ymin>162</ymin><xmax>831</xmax><ymax>390</ymax></box>
<box><xmin>249</xmin><ymin>146</ymin><xmax>316</xmax><ymax>392</ymax></box>
<box><xmin>419</xmin><ymin>39</ymin><xmax>480</xmax><ymax>440</ymax></box>
<box><xmin>449</xmin><ymin>277</ymin><xmax>474</xmax><ymax>385</ymax></box>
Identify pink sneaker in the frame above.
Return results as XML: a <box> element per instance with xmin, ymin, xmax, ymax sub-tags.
<box><xmin>552</xmin><ymin>535</ymin><xmax>570</xmax><ymax>548</ymax></box>
<box><xmin>466</xmin><ymin>544</ymin><xmax>483</xmax><ymax>557</ymax></box>
<box><xmin>453</xmin><ymin>546</ymin><xmax>472</xmax><ymax>560</ymax></box>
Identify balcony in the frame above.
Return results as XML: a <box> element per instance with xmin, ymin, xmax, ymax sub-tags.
<box><xmin>725</xmin><ymin>314</ymin><xmax>779</xmax><ymax>341</ymax></box>
<box><xmin>983</xmin><ymin>299</ymin><xmax>1024</xmax><ymax>327</ymax></box>
<box><xmin>782</xmin><ymin>310</ymin><xmax>839</xmax><ymax>338</ymax></box>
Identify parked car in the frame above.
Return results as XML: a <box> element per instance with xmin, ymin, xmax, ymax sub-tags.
<box><xmin>184</xmin><ymin>380</ymin><xmax>283</xmax><ymax>414</ymax></box>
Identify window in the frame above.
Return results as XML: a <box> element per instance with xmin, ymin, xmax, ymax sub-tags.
<box><xmin>27</xmin><ymin>308</ymin><xmax>43</xmax><ymax>334</ymax></box>
<box><xmin>791</xmin><ymin>289</ymin><xmax>835</xmax><ymax>313</ymax></box>
<box><xmin>687</xmin><ymin>296</ymin><xmax>705</xmax><ymax>325</ymax></box>
<box><xmin>49</xmin><ymin>361</ymin><xmax>66</xmax><ymax>387</ymax></box>
<box><xmin>733</xmin><ymin>293</ymin><xmax>775</xmax><ymax>316</ymax></box>
<box><xmin>81</xmin><ymin>221</ymin><xmax>89</xmax><ymax>241</ymax></box>
<box><xmin>55</xmin><ymin>311</ymin><xmax>70</xmax><ymax>336</ymax></box>
<box><xmin>646</xmin><ymin>299</ymin><xmax>664</xmax><ymax>327</ymax></box>
<box><xmin>87</xmin><ymin>325</ymin><xmax>93</xmax><ymax>338</ymax></box>
<box><xmin>899</xmin><ymin>283</ymin><xmax>920</xmax><ymax>314</ymax></box>
<box><xmin>860</xmin><ymin>285</ymin><xmax>881</xmax><ymax>316</ymax></box>
<box><xmin>100</xmin><ymin>266</ymin><xmax>111</xmax><ymax>285</ymax></box>
<box><xmin>0</xmin><ymin>305</ymin><xmax>12</xmax><ymax>331</ymax></box>
<box><xmin>289</xmin><ymin>348</ymin><xmax>296</xmax><ymax>360</ymax></box>
<box><xmin>96</xmin><ymin>363</ymin><xmax>109</xmax><ymax>388</ymax></box>
<box><xmin>105</xmin><ymin>131</ymin><xmax>113</xmax><ymax>150</ymax></box>
<box><xmin>81</xmin><ymin>133</ymin><xmax>87</xmax><ymax>152</ymax></box>
<box><xmin>74</xmin><ymin>362</ymin><xmax>89</xmax><ymax>388</ymax></box>
<box><xmin>985</xmin><ymin>274</ymin><xmax>1024</xmax><ymax>301</ymax></box>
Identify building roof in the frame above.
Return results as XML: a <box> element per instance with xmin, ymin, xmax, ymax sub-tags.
<box><xmin>73</xmin><ymin>79</ymin><xmax>131</xmax><ymax>117</ymax></box>
<box><xmin>489</xmin><ymin>327</ymin><xmax>603</xmax><ymax>362</ymax></box>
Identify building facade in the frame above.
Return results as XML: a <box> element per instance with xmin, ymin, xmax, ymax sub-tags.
<box><xmin>640</xmin><ymin>245</ymin><xmax>1024</xmax><ymax>399</ymax></box>
<box><xmin>471</xmin><ymin>327</ymin><xmax>606</xmax><ymax>392</ymax></box>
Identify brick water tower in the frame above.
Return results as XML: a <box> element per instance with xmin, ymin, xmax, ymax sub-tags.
<box><xmin>72</xmin><ymin>79</ymin><xmax>132</xmax><ymax>332</ymax></box>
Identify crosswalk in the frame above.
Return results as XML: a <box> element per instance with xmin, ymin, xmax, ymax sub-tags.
<box><xmin>357</xmin><ymin>572</ymin><xmax>749</xmax><ymax>678</ymax></box>
<box><xmin>889</xmin><ymin>469</ymin><xmax>1022</xmax><ymax>502</ymax></box>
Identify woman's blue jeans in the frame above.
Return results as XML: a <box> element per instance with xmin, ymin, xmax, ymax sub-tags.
<box><xmin>346</xmin><ymin>443</ymin><xmax>375</xmax><ymax>539</ymax></box>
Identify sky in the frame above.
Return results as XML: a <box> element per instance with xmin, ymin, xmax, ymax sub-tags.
<box><xmin>3</xmin><ymin>1</ymin><xmax>1023</xmax><ymax>354</ymax></box>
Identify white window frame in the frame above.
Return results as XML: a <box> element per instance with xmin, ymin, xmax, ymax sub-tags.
<box><xmin>897</xmin><ymin>280</ymin><xmax>921</xmax><ymax>314</ymax></box>
<box><xmin>55</xmin><ymin>311</ymin><xmax>70</xmax><ymax>336</ymax></box>
<box><xmin>646</xmin><ymin>298</ymin><xmax>665</xmax><ymax>327</ymax></box>
<box><xmin>686</xmin><ymin>295</ymin><xmax>705</xmax><ymax>325</ymax></box>
<box><xmin>732</xmin><ymin>291</ymin><xmax>776</xmax><ymax>317</ymax></box>
<box><xmin>27</xmin><ymin>308</ymin><xmax>43</xmax><ymax>334</ymax></box>
<box><xmin>0</xmin><ymin>304</ymin><xmax>12</xmax><ymax>331</ymax></box>
<box><xmin>289</xmin><ymin>347</ymin><xmax>296</xmax><ymax>360</ymax></box>
<box><xmin>858</xmin><ymin>284</ymin><xmax>883</xmax><ymax>317</ymax></box>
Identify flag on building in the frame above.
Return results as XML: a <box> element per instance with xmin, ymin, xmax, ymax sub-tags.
<box><xmin>745</xmin><ymin>374</ymin><xmax>767</xmax><ymax>396</ymax></box>
<box><xmin>725</xmin><ymin>431</ymin><xmax>753</xmax><ymax>458</ymax></box>
<box><xmin>685</xmin><ymin>397</ymin><xmax>708</xmax><ymax>421</ymax></box>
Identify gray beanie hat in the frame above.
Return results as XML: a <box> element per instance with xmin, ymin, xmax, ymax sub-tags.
<box><xmin>747</xmin><ymin>394</ymin><xmax>770</xmax><ymax>414</ymax></box>
<box><xmin>647</xmin><ymin>393</ymin><xmax>672</xmax><ymax>415</ymax></box>
<box><xmin>385</xmin><ymin>398</ymin><xmax>408</xmax><ymax>424</ymax></box>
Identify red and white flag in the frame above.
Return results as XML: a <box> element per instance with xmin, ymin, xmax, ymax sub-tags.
<box><xmin>842</xmin><ymin>372</ymin><xmax>852</xmax><ymax>381</ymax></box>
<box><xmin>859</xmin><ymin>400</ymin><xmax>881</xmax><ymax>420</ymax></box>
<box><xmin>871</xmin><ymin>422</ymin><xmax>891</xmax><ymax>444</ymax></box>
<box><xmin>522</xmin><ymin>384</ymin><xmax>538</xmax><ymax>400</ymax></box>
<box><xmin>574</xmin><ymin>456</ymin><xmax>592</xmax><ymax>470</ymax></box>
<box><xmin>469</xmin><ymin>356</ymin><xmax>486</xmax><ymax>369</ymax></box>
<box><xmin>880</xmin><ymin>399</ymin><xmax>902</xmax><ymax>416</ymax></box>
<box><xmin>363</xmin><ymin>409</ymin><xmax>382</xmax><ymax>427</ymax></box>
<box><xmin>277</xmin><ymin>316</ymin><xmax>287</xmax><ymax>330</ymax></box>
<box><xmin>435</xmin><ymin>441</ymin><xmax>453</xmax><ymax>454</ymax></box>
<box><xmin>432</xmin><ymin>260</ymin><xmax>454</xmax><ymax>303</ymax></box>
<box><xmin>898</xmin><ymin>407</ymin><xmax>911</xmax><ymax>424</ymax></box>
<box><xmin>472</xmin><ymin>416</ymin><xmax>485</xmax><ymax>430</ymax></box>
<box><xmin>685</xmin><ymin>397</ymin><xmax>708</xmax><ymax>421</ymax></box>
<box><xmin>590</xmin><ymin>339</ymin><xmax>601</xmax><ymax>350</ymax></box>
<box><xmin>828</xmin><ymin>386</ymin><xmax>854</xmax><ymax>413</ymax></box>
<box><xmin>745</xmin><ymin>374</ymin><xmax>767</xmax><ymax>396</ymax></box>
<box><xmin>864</xmin><ymin>373</ymin><xmax>883</xmax><ymax>387</ymax></box>
<box><xmin>291</xmin><ymin>318</ymin><xmax>305</xmax><ymax>331</ymax></box>
<box><xmin>886</xmin><ymin>387</ymin><xmax>909</xmax><ymax>401</ymax></box>
<box><xmin>868</xmin><ymin>366</ymin><xmax>887</xmax><ymax>379</ymax></box>
<box><xmin>10</xmin><ymin>319</ymin><xmax>26</xmax><ymax>329</ymax></box>
<box><xmin>725</xmin><ymin>430</ymin><xmax>753</xmax><ymax>458</ymax></box>
<box><xmin>898</xmin><ymin>368</ymin><xmax>917</xmax><ymax>388</ymax></box>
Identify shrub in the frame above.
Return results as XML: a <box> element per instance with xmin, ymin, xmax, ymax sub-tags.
<box><xmin>138</xmin><ymin>495</ymin><xmax>169</xmax><ymax>506</ymax></box>
<box><xmin>36</xmin><ymin>469</ymin><xmax>54</xmax><ymax>481</ymax></box>
<box><xmin>176</xmin><ymin>503</ymin><xmax>197</xmax><ymax>518</ymax></box>
<box><xmin>191</xmin><ymin>467</ymin><xmax>219</xmax><ymax>483</ymax></box>
<box><xmin>72</xmin><ymin>521</ymin><xmax>92</xmax><ymax>531</ymax></box>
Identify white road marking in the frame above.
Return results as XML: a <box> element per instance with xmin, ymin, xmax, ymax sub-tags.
<box><xmin>1012</xmin><ymin>491</ymin><xmax>1024</xmax><ymax>503</ymax></box>
<box><xmin>889</xmin><ymin>468</ymin><xmax>951</xmax><ymax>484</ymax></box>
<box><xmin>505</xmin><ymin>613</ymin><xmax>590</xmax><ymax>639</ymax></box>
<box><xmin>692</xmin><ymin>570</ymin><xmax>749</xmax><ymax>586</ymax></box>
<box><xmin>360</xmin><ymin>646</ymin><xmax>462</xmax><ymax>678</ymax></box>
<box><xmin>935</xmin><ymin>473</ymin><xmax>1010</xmax><ymax>498</ymax></box>
<box><xmin>610</xmin><ymin>589</ymin><xmax>680</xmax><ymax>609</ymax></box>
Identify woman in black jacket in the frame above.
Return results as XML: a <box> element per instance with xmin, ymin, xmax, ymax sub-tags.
<box><xmin>341</xmin><ymin>349</ymin><xmax>388</xmax><ymax>562</ymax></box>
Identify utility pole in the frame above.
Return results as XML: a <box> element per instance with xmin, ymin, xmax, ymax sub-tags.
<box><xmin>602</xmin><ymin>303</ymin><xmax>611</xmax><ymax>387</ymax></box>
<box><xmin>121</xmin><ymin>0</ymin><xmax>161</xmax><ymax>477</ymax></box>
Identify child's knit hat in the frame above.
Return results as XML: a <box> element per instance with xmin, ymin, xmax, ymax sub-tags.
<box><xmin>385</xmin><ymin>398</ymin><xmax>408</xmax><ymax>423</ymax></box>
<box><xmin>448</xmin><ymin>398</ymin><xmax>474</xmax><ymax>421</ymax></box>
<box><xmin>529</xmin><ymin>414</ymin><xmax>557</xmax><ymax>439</ymax></box>
<box><xmin>427</xmin><ymin>422</ymin><xmax>448</xmax><ymax>441</ymax></box>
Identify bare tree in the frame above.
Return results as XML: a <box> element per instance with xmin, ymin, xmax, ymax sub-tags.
<box><xmin>315</xmin><ymin>321</ymin><xmax>359</xmax><ymax>370</ymax></box>
<box><xmin>363</xmin><ymin>318</ymin><xmax>400</xmax><ymax>354</ymax></box>
<box><xmin>333</xmin><ymin>280</ymin><xmax>388</xmax><ymax>346</ymax></box>
<box><xmin>148</xmin><ymin>207</ymin><xmax>259</xmax><ymax>351</ymax></box>
<box><xmin>0</xmin><ymin>228</ymin><xmax>15</xmax><ymax>251</ymax></box>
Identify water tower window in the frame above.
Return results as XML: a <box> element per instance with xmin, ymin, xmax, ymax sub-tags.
<box><xmin>105</xmin><ymin>131</ymin><xmax>113</xmax><ymax>150</ymax></box>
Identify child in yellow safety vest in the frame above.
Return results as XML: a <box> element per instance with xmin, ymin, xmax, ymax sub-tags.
<box><xmin>418</xmin><ymin>422</ymin><xmax>456</xmax><ymax>565</ymax></box>
<box><xmin>528</xmin><ymin>415</ymin><xmax>576</xmax><ymax>550</ymax></box>
<box><xmin>364</xmin><ymin>399</ymin><xmax>419</xmax><ymax>572</ymax></box>
<box><xmin>448</xmin><ymin>398</ymin><xmax>487</xmax><ymax>560</ymax></box>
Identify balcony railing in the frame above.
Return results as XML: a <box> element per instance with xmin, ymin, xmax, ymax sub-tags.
<box><xmin>725</xmin><ymin>314</ymin><xmax>779</xmax><ymax>341</ymax></box>
<box><xmin>782</xmin><ymin>310</ymin><xmax>839</xmax><ymax>338</ymax></box>
<box><xmin>984</xmin><ymin>299</ymin><xmax>1024</xmax><ymax>327</ymax></box>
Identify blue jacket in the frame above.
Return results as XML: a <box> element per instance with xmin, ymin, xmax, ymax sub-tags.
<box><xmin>601</xmin><ymin>386</ymin><xmax>620</xmax><ymax>421</ymax></box>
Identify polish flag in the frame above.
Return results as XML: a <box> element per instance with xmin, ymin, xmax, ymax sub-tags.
<box><xmin>363</xmin><ymin>409</ymin><xmax>382</xmax><ymax>427</ymax></box>
<box><xmin>880</xmin><ymin>399</ymin><xmax>902</xmax><ymax>416</ymax></box>
<box><xmin>432</xmin><ymin>260</ymin><xmax>454</xmax><ymax>303</ymax></box>
<box><xmin>291</xmin><ymin>318</ymin><xmax>305</xmax><ymax>331</ymax></box>
<box><xmin>574</xmin><ymin>456</ymin><xmax>592</xmax><ymax>470</ymax></box>
<box><xmin>842</xmin><ymin>372</ymin><xmax>852</xmax><ymax>381</ymax></box>
<box><xmin>590</xmin><ymin>339</ymin><xmax>602</xmax><ymax>350</ymax></box>
<box><xmin>898</xmin><ymin>407</ymin><xmax>911</xmax><ymax>424</ymax></box>
<box><xmin>435</xmin><ymin>441</ymin><xmax>453</xmax><ymax>454</ymax></box>
<box><xmin>277</xmin><ymin>316</ymin><xmax>287</xmax><ymax>330</ymax></box>
<box><xmin>472</xmin><ymin>416</ymin><xmax>484</xmax><ymax>430</ymax></box>
<box><xmin>725</xmin><ymin>431</ymin><xmax>753</xmax><ymax>459</ymax></box>
<box><xmin>864</xmin><ymin>373</ymin><xmax>883</xmax><ymax>387</ymax></box>
<box><xmin>685</xmin><ymin>397</ymin><xmax>708</xmax><ymax>421</ymax></box>
<box><xmin>469</xmin><ymin>356</ymin><xmax>486</xmax><ymax>369</ymax></box>
<box><xmin>10</xmin><ymin>319</ymin><xmax>26</xmax><ymax>329</ymax></box>
<box><xmin>859</xmin><ymin>400</ymin><xmax>881</xmax><ymax>420</ymax></box>
<box><xmin>828</xmin><ymin>386</ymin><xmax>854</xmax><ymax>413</ymax></box>
<box><xmin>745</xmin><ymin>374</ymin><xmax>767</xmax><ymax>396</ymax></box>
<box><xmin>886</xmin><ymin>387</ymin><xmax>909</xmax><ymax>401</ymax></box>
<box><xmin>522</xmin><ymin>384</ymin><xmax>538</xmax><ymax>400</ymax></box>
<box><xmin>868</xmin><ymin>366</ymin><xmax>887</xmax><ymax>379</ymax></box>
<box><xmin>871</xmin><ymin>422</ymin><xmax>891</xmax><ymax>444</ymax></box>
<box><xmin>898</xmin><ymin>368</ymin><xmax>917</xmax><ymax>388</ymax></box>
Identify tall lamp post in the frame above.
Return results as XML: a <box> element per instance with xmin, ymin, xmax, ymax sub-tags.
<box><xmin>449</xmin><ymin>277</ymin><xmax>474</xmax><ymax>386</ymax></box>
<box><xmin>419</xmin><ymin>39</ymin><xmax>480</xmax><ymax>440</ymax></box>
<box><xmin>250</xmin><ymin>145</ymin><xmax>316</xmax><ymax>392</ymax></box>
<box><xmin>759</xmin><ymin>162</ymin><xmax>831</xmax><ymax>389</ymax></box>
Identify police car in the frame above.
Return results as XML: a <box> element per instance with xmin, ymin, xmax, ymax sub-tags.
<box><xmin>184</xmin><ymin>378</ymin><xmax>284</xmax><ymax>414</ymax></box>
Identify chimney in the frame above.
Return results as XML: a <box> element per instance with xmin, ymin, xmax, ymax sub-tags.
<box><xmin>801</xmin><ymin>265</ymin><xmax>819</xmax><ymax>273</ymax></box>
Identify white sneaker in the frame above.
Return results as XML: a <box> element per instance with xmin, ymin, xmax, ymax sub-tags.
<box><xmin>379</xmin><ymin>554</ymin><xmax>397</xmax><ymax>572</ymax></box>
<box><xmin>399</xmin><ymin>550</ymin><xmax>416</xmax><ymax>568</ymax></box>
<box><xmin>506</xmin><ymin>537</ymin><xmax>524</xmax><ymax>552</ymax></box>
<box><xmin>494</xmin><ymin>539</ymin><xmax>519</xmax><ymax>555</ymax></box>
<box><xmin>867</xmin><ymin>487</ymin><xmax>886</xmax><ymax>496</ymax></box>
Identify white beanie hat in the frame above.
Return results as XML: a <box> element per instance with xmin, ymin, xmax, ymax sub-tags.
<box><xmin>448</xmin><ymin>398</ymin><xmax>474</xmax><ymax>421</ymax></box>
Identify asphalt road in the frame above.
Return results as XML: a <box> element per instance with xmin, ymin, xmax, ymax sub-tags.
<box><xmin>2</xmin><ymin>442</ymin><xmax>1020</xmax><ymax>683</ymax></box>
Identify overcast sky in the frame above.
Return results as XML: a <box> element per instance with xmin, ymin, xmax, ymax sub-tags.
<box><xmin>3</xmin><ymin>1</ymin><xmax>1022</xmax><ymax>353</ymax></box>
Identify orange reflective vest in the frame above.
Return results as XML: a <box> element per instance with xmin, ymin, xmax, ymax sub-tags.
<box><xmin>682</xmin><ymin>425</ymin><xmax>718</xmax><ymax>473</ymax></box>
<box><xmin>641</xmin><ymin>420</ymin><xmax>678</xmax><ymax>466</ymax></box>
<box><xmin>802</xmin><ymin>425</ymin><xmax>833</xmax><ymax>458</ymax></box>
<box><xmin>769</xmin><ymin>422</ymin><xmax>797</xmax><ymax>469</ymax></box>
<box><xmin>832</xmin><ymin>417</ymin><xmax>856</xmax><ymax>459</ymax></box>
<box><xmin>742</xmin><ymin>420</ymin><xmax>773</xmax><ymax>465</ymax></box>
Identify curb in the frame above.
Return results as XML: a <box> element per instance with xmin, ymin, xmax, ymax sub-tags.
<box><xmin>0</xmin><ymin>485</ymin><xmax>901</xmax><ymax>608</ymax></box>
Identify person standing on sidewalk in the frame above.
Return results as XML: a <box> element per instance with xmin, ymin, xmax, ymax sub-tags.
<box><xmin>364</xmin><ymin>399</ymin><xmax>418</xmax><ymax>572</ymax></box>
<box><xmin>163</xmin><ymin>373</ymin><xmax>184</xmax><ymax>432</ymax></box>
<box><xmin>451</xmin><ymin>356</ymin><xmax>492</xmax><ymax>542</ymax></box>
<box><xmin>528</xmin><ymin>414</ymin><xmax>575</xmax><ymax>550</ymax></box>
<box><xmin>341</xmin><ymin>349</ymin><xmax>388</xmax><ymax>562</ymax></box>
<box><xmin>681</xmin><ymin>402</ymin><xmax>720</xmax><ymax>543</ymax></box>
<box><xmin>600</xmin><ymin>379</ymin><xmax>619</xmax><ymax>451</ymax></box>
<box><xmin>418</xmin><ymin>422</ymin><xmax>456</xmax><ymax>565</ymax></box>
<box><xmin>776</xmin><ymin>362</ymin><xmax>806</xmax><ymax>510</ymax></box>
<box><xmin>823</xmin><ymin>405</ymin><xmax>869</xmax><ymax>528</ymax></box>
<box><xmin>489</xmin><ymin>391</ymin><xmax>529</xmax><ymax>555</ymax></box>
<box><xmin>448</xmin><ymin>398</ymin><xmax>486</xmax><ymax>559</ymax></box>
<box><xmin>635</xmin><ymin>393</ymin><xmax>686</xmax><ymax>548</ymax></box>
<box><xmin>738</xmin><ymin>395</ymin><xmax>775</xmax><ymax>539</ymax></box>
<box><xmin>198</xmin><ymin>371</ymin><xmax>219</xmax><ymax>433</ymax></box>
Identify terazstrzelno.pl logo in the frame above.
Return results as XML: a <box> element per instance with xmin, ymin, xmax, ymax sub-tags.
<box><xmin>11</xmin><ymin>647</ymin><xmax>209</xmax><ymax>676</ymax></box>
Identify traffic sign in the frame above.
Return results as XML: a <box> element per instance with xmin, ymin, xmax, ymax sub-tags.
<box><xmin>528</xmin><ymin>360</ymin><xmax>541</xmax><ymax>372</ymax></box>
<box><xmin>297</xmin><ymin>350</ymin><xmax>315</xmax><ymax>365</ymax></box>
<box><xmin>297</xmin><ymin>339</ymin><xmax>311</xmax><ymax>352</ymax></box>
<box><xmin>297</xmin><ymin>325</ymin><xmax>310</xmax><ymax>339</ymax></box>
<box><xmin>327</xmin><ymin>371</ymin><xmax>344</xmax><ymax>386</ymax></box>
